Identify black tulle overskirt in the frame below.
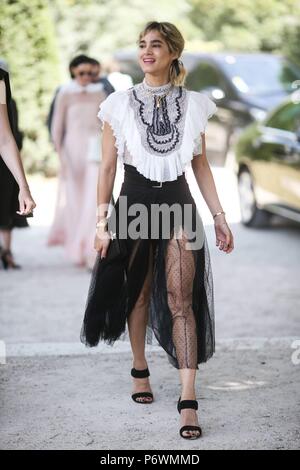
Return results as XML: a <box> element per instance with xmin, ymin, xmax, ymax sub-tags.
<box><xmin>80</xmin><ymin>163</ymin><xmax>215</xmax><ymax>369</ymax></box>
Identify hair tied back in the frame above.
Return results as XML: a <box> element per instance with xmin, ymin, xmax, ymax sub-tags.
<box><xmin>173</xmin><ymin>58</ymin><xmax>183</xmax><ymax>76</ymax></box>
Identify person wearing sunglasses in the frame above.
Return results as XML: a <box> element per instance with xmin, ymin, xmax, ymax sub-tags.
<box><xmin>47</xmin><ymin>55</ymin><xmax>107</xmax><ymax>269</ymax></box>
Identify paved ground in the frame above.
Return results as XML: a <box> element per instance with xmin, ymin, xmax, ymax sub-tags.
<box><xmin>1</xmin><ymin>343</ymin><xmax>299</xmax><ymax>450</ymax></box>
<box><xmin>0</xmin><ymin>168</ymin><xmax>299</xmax><ymax>450</ymax></box>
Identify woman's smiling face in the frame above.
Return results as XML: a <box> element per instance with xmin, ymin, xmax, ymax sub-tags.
<box><xmin>138</xmin><ymin>30</ymin><xmax>177</xmax><ymax>76</ymax></box>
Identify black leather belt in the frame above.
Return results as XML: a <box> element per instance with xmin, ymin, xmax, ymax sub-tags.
<box><xmin>123</xmin><ymin>163</ymin><xmax>186</xmax><ymax>189</ymax></box>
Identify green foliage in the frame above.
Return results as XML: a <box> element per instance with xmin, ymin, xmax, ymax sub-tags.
<box><xmin>282</xmin><ymin>20</ymin><xmax>300</xmax><ymax>67</ymax></box>
<box><xmin>0</xmin><ymin>0</ymin><xmax>60</xmax><ymax>175</ymax></box>
<box><xmin>50</xmin><ymin>0</ymin><xmax>193</xmax><ymax>65</ymax></box>
<box><xmin>188</xmin><ymin>0</ymin><xmax>300</xmax><ymax>58</ymax></box>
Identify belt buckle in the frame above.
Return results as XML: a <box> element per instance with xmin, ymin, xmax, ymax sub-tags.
<box><xmin>152</xmin><ymin>181</ymin><xmax>163</xmax><ymax>188</ymax></box>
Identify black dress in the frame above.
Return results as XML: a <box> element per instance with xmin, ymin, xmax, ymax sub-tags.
<box><xmin>80</xmin><ymin>163</ymin><xmax>215</xmax><ymax>370</ymax></box>
<box><xmin>0</xmin><ymin>68</ymin><xmax>28</xmax><ymax>230</ymax></box>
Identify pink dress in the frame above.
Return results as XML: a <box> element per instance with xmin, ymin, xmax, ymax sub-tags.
<box><xmin>47</xmin><ymin>80</ymin><xmax>107</xmax><ymax>267</ymax></box>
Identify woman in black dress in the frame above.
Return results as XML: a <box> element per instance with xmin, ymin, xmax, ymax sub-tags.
<box><xmin>0</xmin><ymin>65</ymin><xmax>36</xmax><ymax>268</ymax></box>
<box><xmin>80</xmin><ymin>21</ymin><xmax>234</xmax><ymax>439</ymax></box>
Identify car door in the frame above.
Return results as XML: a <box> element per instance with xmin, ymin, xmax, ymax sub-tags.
<box><xmin>254</xmin><ymin>97</ymin><xmax>300</xmax><ymax>211</ymax></box>
<box><xmin>185</xmin><ymin>61</ymin><xmax>231</xmax><ymax>165</ymax></box>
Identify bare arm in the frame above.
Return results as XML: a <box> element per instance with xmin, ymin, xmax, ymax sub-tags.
<box><xmin>191</xmin><ymin>133</ymin><xmax>234</xmax><ymax>253</ymax></box>
<box><xmin>51</xmin><ymin>90</ymin><xmax>67</xmax><ymax>155</ymax></box>
<box><xmin>0</xmin><ymin>102</ymin><xmax>29</xmax><ymax>191</ymax></box>
<box><xmin>96</xmin><ymin>121</ymin><xmax>118</xmax><ymax>220</ymax></box>
<box><xmin>94</xmin><ymin>120</ymin><xmax>118</xmax><ymax>258</ymax></box>
<box><xmin>191</xmin><ymin>133</ymin><xmax>224</xmax><ymax>216</ymax></box>
<box><xmin>0</xmin><ymin>85</ymin><xmax>36</xmax><ymax>215</ymax></box>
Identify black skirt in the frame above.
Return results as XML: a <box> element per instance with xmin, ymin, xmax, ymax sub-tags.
<box><xmin>0</xmin><ymin>158</ymin><xmax>29</xmax><ymax>230</ymax></box>
<box><xmin>80</xmin><ymin>163</ymin><xmax>215</xmax><ymax>369</ymax></box>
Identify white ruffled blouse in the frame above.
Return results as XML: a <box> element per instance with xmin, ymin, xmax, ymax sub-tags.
<box><xmin>97</xmin><ymin>82</ymin><xmax>217</xmax><ymax>182</ymax></box>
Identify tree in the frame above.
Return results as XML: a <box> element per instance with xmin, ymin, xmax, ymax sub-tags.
<box><xmin>0</xmin><ymin>0</ymin><xmax>60</xmax><ymax>174</ymax></box>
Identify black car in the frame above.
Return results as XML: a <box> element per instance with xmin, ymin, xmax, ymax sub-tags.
<box><xmin>234</xmin><ymin>90</ymin><xmax>300</xmax><ymax>227</ymax></box>
<box><xmin>185</xmin><ymin>52</ymin><xmax>300</xmax><ymax>164</ymax></box>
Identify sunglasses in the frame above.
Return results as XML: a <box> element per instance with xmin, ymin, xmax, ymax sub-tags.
<box><xmin>77</xmin><ymin>71</ymin><xmax>93</xmax><ymax>77</ymax></box>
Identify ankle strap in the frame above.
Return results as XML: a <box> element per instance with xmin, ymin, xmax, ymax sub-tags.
<box><xmin>131</xmin><ymin>367</ymin><xmax>150</xmax><ymax>378</ymax></box>
<box><xmin>179</xmin><ymin>399</ymin><xmax>198</xmax><ymax>411</ymax></box>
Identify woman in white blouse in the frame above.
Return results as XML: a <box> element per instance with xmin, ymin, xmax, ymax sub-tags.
<box><xmin>81</xmin><ymin>21</ymin><xmax>234</xmax><ymax>440</ymax></box>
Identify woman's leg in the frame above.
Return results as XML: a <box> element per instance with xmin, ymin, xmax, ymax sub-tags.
<box><xmin>0</xmin><ymin>229</ymin><xmax>21</xmax><ymax>269</ymax></box>
<box><xmin>165</xmin><ymin>229</ymin><xmax>200</xmax><ymax>437</ymax></box>
<box><xmin>127</xmin><ymin>241</ymin><xmax>154</xmax><ymax>402</ymax></box>
<box><xmin>178</xmin><ymin>369</ymin><xmax>199</xmax><ymax>438</ymax></box>
<box><xmin>0</xmin><ymin>229</ymin><xmax>12</xmax><ymax>250</ymax></box>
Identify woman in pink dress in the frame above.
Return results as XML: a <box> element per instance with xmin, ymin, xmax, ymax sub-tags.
<box><xmin>47</xmin><ymin>55</ymin><xmax>107</xmax><ymax>268</ymax></box>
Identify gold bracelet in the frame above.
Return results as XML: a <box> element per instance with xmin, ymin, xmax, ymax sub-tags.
<box><xmin>213</xmin><ymin>210</ymin><xmax>226</xmax><ymax>219</ymax></box>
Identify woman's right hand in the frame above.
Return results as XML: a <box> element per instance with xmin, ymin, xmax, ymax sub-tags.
<box><xmin>16</xmin><ymin>185</ymin><xmax>37</xmax><ymax>216</ymax></box>
<box><xmin>94</xmin><ymin>228</ymin><xmax>111</xmax><ymax>259</ymax></box>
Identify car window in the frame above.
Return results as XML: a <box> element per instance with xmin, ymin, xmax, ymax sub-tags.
<box><xmin>221</xmin><ymin>56</ymin><xmax>300</xmax><ymax>95</ymax></box>
<box><xmin>266</xmin><ymin>102</ymin><xmax>300</xmax><ymax>133</ymax></box>
<box><xmin>186</xmin><ymin>62</ymin><xmax>228</xmax><ymax>94</ymax></box>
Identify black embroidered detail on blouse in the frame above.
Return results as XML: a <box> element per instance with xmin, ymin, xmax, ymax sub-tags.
<box><xmin>128</xmin><ymin>83</ymin><xmax>188</xmax><ymax>157</ymax></box>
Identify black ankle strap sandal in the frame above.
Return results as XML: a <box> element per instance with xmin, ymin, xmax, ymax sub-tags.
<box><xmin>177</xmin><ymin>396</ymin><xmax>202</xmax><ymax>439</ymax></box>
<box><xmin>0</xmin><ymin>248</ymin><xmax>21</xmax><ymax>270</ymax></box>
<box><xmin>131</xmin><ymin>367</ymin><xmax>153</xmax><ymax>404</ymax></box>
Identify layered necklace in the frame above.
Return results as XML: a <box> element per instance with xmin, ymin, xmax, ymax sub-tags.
<box><xmin>128</xmin><ymin>77</ymin><xmax>188</xmax><ymax>156</ymax></box>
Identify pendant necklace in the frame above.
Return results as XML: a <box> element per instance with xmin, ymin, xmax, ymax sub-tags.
<box><xmin>145</xmin><ymin>86</ymin><xmax>173</xmax><ymax>108</ymax></box>
<box><xmin>142</xmin><ymin>79</ymin><xmax>174</xmax><ymax>108</ymax></box>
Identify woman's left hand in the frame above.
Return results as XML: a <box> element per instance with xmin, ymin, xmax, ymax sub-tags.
<box><xmin>16</xmin><ymin>185</ymin><xmax>37</xmax><ymax>216</ymax></box>
<box><xmin>214</xmin><ymin>216</ymin><xmax>234</xmax><ymax>254</ymax></box>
